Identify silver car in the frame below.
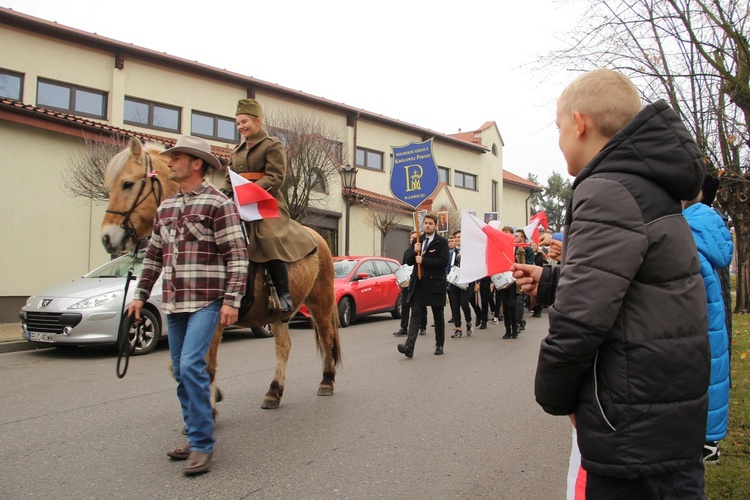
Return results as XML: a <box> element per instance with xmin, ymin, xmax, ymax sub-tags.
<box><xmin>20</xmin><ymin>251</ymin><xmax>166</xmax><ymax>355</ymax></box>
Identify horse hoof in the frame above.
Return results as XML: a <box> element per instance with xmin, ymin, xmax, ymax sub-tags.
<box><xmin>261</xmin><ymin>398</ymin><xmax>280</xmax><ymax>409</ymax></box>
<box><xmin>317</xmin><ymin>386</ymin><xmax>334</xmax><ymax>396</ymax></box>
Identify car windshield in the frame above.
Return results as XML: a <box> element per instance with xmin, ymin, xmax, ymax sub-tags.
<box><xmin>85</xmin><ymin>251</ymin><xmax>146</xmax><ymax>278</ymax></box>
<box><xmin>334</xmin><ymin>259</ymin><xmax>359</xmax><ymax>279</ymax></box>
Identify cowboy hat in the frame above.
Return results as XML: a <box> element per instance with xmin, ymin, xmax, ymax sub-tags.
<box><xmin>161</xmin><ymin>135</ymin><xmax>222</xmax><ymax>173</ymax></box>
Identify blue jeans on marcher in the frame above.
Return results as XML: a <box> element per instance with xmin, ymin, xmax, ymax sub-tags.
<box><xmin>166</xmin><ymin>300</ymin><xmax>221</xmax><ymax>454</ymax></box>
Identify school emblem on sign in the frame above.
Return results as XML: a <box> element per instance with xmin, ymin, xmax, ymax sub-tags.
<box><xmin>390</xmin><ymin>139</ymin><xmax>440</xmax><ymax>209</ymax></box>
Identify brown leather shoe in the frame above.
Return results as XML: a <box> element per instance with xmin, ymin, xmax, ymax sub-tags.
<box><xmin>183</xmin><ymin>450</ymin><xmax>212</xmax><ymax>475</ymax></box>
<box><xmin>167</xmin><ymin>442</ymin><xmax>190</xmax><ymax>460</ymax></box>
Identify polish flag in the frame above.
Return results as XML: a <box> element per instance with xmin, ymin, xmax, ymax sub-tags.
<box><xmin>530</xmin><ymin>211</ymin><xmax>549</xmax><ymax>231</ymax></box>
<box><xmin>458</xmin><ymin>212</ymin><xmax>517</xmax><ymax>284</ymax></box>
<box><xmin>524</xmin><ymin>212</ymin><xmax>548</xmax><ymax>244</ymax></box>
<box><xmin>523</xmin><ymin>219</ymin><xmax>542</xmax><ymax>244</ymax></box>
<box><xmin>229</xmin><ymin>170</ymin><xmax>280</xmax><ymax>221</ymax></box>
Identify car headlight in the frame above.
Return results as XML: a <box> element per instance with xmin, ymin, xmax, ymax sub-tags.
<box><xmin>69</xmin><ymin>291</ymin><xmax>122</xmax><ymax>309</ymax></box>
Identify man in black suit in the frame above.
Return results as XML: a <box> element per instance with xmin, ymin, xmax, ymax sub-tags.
<box><xmin>393</xmin><ymin>231</ymin><xmax>428</xmax><ymax>337</ymax></box>
<box><xmin>397</xmin><ymin>213</ymin><xmax>450</xmax><ymax>357</ymax></box>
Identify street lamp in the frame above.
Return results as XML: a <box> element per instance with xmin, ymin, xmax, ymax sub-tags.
<box><xmin>339</xmin><ymin>163</ymin><xmax>358</xmax><ymax>256</ymax></box>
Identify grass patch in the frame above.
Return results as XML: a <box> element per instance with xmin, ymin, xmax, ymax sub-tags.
<box><xmin>704</xmin><ymin>313</ymin><xmax>750</xmax><ymax>498</ymax></box>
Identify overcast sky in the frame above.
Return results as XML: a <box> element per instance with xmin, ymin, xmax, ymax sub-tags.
<box><xmin>4</xmin><ymin>0</ymin><xmax>585</xmax><ymax>185</ymax></box>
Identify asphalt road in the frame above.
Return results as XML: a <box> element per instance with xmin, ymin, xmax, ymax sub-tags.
<box><xmin>0</xmin><ymin>314</ymin><xmax>570</xmax><ymax>499</ymax></box>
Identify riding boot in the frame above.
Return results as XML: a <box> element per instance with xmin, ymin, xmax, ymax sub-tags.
<box><xmin>239</xmin><ymin>261</ymin><xmax>258</xmax><ymax>318</ymax></box>
<box><xmin>267</xmin><ymin>260</ymin><xmax>294</xmax><ymax>313</ymax></box>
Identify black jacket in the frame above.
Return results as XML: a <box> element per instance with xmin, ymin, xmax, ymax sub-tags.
<box><xmin>404</xmin><ymin>232</ymin><xmax>449</xmax><ymax>307</ymax></box>
<box><xmin>535</xmin><ymin>100</ymin><xmax>709</xmax><ymax>479</ymax></box>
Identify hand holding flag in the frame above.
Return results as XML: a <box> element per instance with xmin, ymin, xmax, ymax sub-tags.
<box><xmin>229</xmin><ymin>170</ymin><xmax>280</xmax><ymax>222</ymax></box>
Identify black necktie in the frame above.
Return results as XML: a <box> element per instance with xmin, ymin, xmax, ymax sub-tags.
<box><xmin>423</xmin><ymin>237</ymin><xmax>431</xmax><ymax>251</ymax></box>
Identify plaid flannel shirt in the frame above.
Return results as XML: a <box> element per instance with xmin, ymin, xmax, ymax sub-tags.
<box><xmin>134</xmin><ymin>181</ymin><xmax>249</xmax><ymax>314</ymax></box>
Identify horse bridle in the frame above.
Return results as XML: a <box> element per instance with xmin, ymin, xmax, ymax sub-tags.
<box><xmin>106</xmin><ymin>152</ymin><xmax>163</xmax><ymax>247</ymax></box>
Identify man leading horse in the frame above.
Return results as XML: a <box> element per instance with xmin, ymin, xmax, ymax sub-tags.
<box><xmin>127</xmin><ymin>136</ymin><xmax>249</xmax><ymax>476</ymax></box>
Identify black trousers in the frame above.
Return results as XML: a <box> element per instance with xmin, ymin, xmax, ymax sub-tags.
<box><xmin>398</xmin><ymin>289</ymin><xmax>426</xmax><ymax>331</ymax></box>
<box><xmin>406</xmin><ymin>300</ymin><xmax>445</xmax><ymax>349</ymax></box>
<box><xmin>475</xmin><ymin>280</ymin><xmax>492</xmax><ymax>324</ymax></box>
<box><xmin>498</xmin><ymin>287</ymin><xmax>517</xmax><ymax>333</ymax></box>
<box><xmin>586</xmin><ymin>470</ymin><xmax>688</xmax><ymax>500</ymax></box>
<box><xmin>448</xmin><ymin>284</ymin><xmax>472</xmax><ymax>330</ymax></box>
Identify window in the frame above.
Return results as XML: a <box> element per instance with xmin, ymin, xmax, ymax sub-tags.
<box><xmin>372</xmin><ymin>259</ymin><xmax>394</xmax><ymax>277</ymax></box>
<box><xmin>454</xmin><ymin>170</ymin><xmax>477</xmax><ymax>190</ymax></box>
<box><xmin>326</xmin><ymin>140</ymin><xmax>343</xmax><ymax>163</ymax></box>
<box><xmin>356</xmin><ymin>260</ymin><xmax>377</xmax><ymax>279</ymax></box>
<box><xmin>492</xmin><ymin>180</ymin><xmax>499</xmax><ymax>212</ymax></box>
<box><xmin>438</xmin><ymin>166</ymin><xmax>450</xmax><ymax>185</ymax></box>
<box><xmin>0</xmin><ymin>69</ymin><xmax>23</xmax><ymax>100</ymax></box>
<box><xmin>191</xmin><ymin>110</ymin><xmax>237</xmax><ymax>142</ymax></box>
<box><xmin>124</xmin><ymin>96</ymin><xmax>180</xmax><ymax>132</ymax></box>
<box><xmin>37</xmin><ymin>79</ymin><xmax>107</xmax><ymax>118</ymax></box>
<box><xmin>356</xmin><ymin>147</ymin><xmax>384</xmax><ymax>171</ymax></box>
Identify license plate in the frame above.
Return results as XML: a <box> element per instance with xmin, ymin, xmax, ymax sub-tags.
<box><xmin>29</xmin><ymin>331</ymin><xmax>55</xmax><ymax>343</ymax></box>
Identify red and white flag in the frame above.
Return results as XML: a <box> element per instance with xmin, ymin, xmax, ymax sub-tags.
<box><xmin>524</xmin><ymin>212</ymin><xmax>548</xmax><ymax>244</ymax></box>
<box><xmin>229</xmin><ymin>170</ymin><xmax>280</xmax><ymax>222</ymax></box>
<box><xmin>530</xmin><ymin>211</ymin><xmax>549</xmax><ymax>231</ymax></box>
<box><xmin>458</xmin><ymin>212</ymin><xmax>516</xmax><ymax>284</ymax></box>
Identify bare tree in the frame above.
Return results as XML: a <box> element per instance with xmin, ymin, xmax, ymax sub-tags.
<box><xmin>538</xmin><ymin>0</ymin><xmax>750</xmax><ymax>312</ymax></box>
<box><xmin>62</xmin><ymin>136</ymin><xmax>127</xmax><ymax>203</ymax></box>
<box><xmin>364</xmin><ymin>202</ymin><xmax>410</xmax><ymax>256</ymax></box>
<box><xmin>265</xmin><ymin>110</ymin><xmax>347</xmax><ymax>223</ymax></box>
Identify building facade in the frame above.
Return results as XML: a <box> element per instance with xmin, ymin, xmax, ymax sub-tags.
<box><xmin>0</xmin><ymin>7</ymin><xmax>541</xmax><ymax>321</ymax></box>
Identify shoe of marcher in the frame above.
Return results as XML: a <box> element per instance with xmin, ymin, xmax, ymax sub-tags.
<box><xmin>492</xmin><ymin>317</ymin><xmax>499</xmax><ymax>325</ymax></box>
<box><xmin>475</xmin><ymin>318</ymin><xmax>481</xmax><ymax>327</ymax></box>
<box><xmin>167</xmin><ymin>442</ymin><xmax>191</xmax><ymax>460</ymax></box>
<box><xmin>451</xmin><ymin>329</ymin><xmax>463</xmax><ymax>338</ymax></box>
<box><xmin>183</xmin><ymin>450</ymin><xmax>212</xmax><ymax>475</ymax></box>
<box><xmin>532</xmin><ymin>312</ymin><xmax>542</xmax><ymax>318</ymax></box>
<box><xmin>520</xmin><ymin>319</ymin><xmax>526</xmax><ymax>331</ymax></box>
<box><xmin>479</xmin><ymin>322</ymin><xmax>487</xmax><ymax>330</ymax></box>
<box><xmin>418</xmin><ymin>328</ymin><xmax>427</xmax><ymax>336</ymax></box>
<box><xmin>434</xmin><ymin>345</ymin><xmax>444</xmax><ymax>355</ymax></box>
<box><xmin>447</xmin><ymin>318</ymin><xmax>454</xmax><ymax>324</ymax></box>
<box><xmin>397</xmin><ymin>343</ymin><xmax>413</xmax><ymax>358</ymax></box>
<box><xmin>703</xmin><ymin>442</ymin><xmax>720</xmax><ymax>464</ymax></box>
<box><xmin>502</xmin><ymin>332</ymin><xmax>511</xmax><ymax>339</ymax></box>
<box><xmin>392</xmin><ymin>329</ymin><xmax>407</xmax><ymax>336</ymax></box>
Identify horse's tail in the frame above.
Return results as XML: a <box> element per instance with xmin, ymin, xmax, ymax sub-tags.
<box><xmin>314</xmin><ymin>306</ymin><xmax>342</xmax><ymax>368</ymax></box>
<box><xmin>330</xmin><ymin>306</ymin><xmax>341</xmax><ymax>367</ymax></box>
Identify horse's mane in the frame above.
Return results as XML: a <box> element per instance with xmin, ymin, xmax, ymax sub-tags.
<box><xmin>104</xmin><ymin>142</ymin><xmax>165</xmax><ymax>189</ymax></box>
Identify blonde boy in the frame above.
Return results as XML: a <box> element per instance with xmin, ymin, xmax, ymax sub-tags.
<box><xmin>514</xmin><ymin>69</ymin><xmax>709</xmax><ymax>497</ymax></box>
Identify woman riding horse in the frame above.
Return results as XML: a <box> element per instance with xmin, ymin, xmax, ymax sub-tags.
<box><xmin>227</xmin><ymin>99</ymin><xmax>318</xmax><ymax>313</ymax></box>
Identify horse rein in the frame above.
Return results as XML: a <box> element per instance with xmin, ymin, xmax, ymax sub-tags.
<box><xmin>105</xmin><ymin>152</ymin><xmax>163</xmax><ymax>246</ymax></box>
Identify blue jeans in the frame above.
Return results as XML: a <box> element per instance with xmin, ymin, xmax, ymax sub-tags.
<box><xmin>166</xmin><ymin>300</ymin><xmax>221</xmax><ymax>454</ymax></box>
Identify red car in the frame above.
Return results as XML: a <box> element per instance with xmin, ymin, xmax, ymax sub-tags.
<box><xmin>297</xmin><ymin>256</ymin><xmax>403</xmax><ymax>327</ymax></box>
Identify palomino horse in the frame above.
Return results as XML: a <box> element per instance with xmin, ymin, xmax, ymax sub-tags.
<box><xmin>101</xmin><ymin>137</ymin><xmax>341</xmax><ymax>409</ymax></box>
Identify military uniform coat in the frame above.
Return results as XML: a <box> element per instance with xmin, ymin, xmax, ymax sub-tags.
<box><xmin>228</xmin><ymin>128</ymin><xmax>317</xmax><ymax>262</ymax></box>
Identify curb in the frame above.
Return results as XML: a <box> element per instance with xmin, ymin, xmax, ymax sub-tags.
<box><xmin>0</xmin><ymin>340</ymin><xmax>53</xmax><ymax>354</ymax></box>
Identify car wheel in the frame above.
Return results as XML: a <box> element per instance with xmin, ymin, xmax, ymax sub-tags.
<box><xmin>391</xmin><ymin>291</ymin><xmax>403</xmax><ymax>319</ymax></box>
<box><xmin>338</xmin><ymin>297</ymin><xmax>353</xmax><ymax>328</ymax></box>
<box><xmin>122</xmin><ymin>308</ymin><xmax>161</xmax><ymax>356</ymax></box>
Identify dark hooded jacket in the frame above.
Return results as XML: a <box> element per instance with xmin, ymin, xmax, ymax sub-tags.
<box><xmin>534</xmin><ymin>100</ymin><xmax>709</xmax><ymax>479</ymax></box>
